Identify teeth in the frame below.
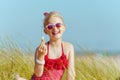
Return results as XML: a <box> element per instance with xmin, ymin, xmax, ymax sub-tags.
<box><xmin>53</xmin><ymin>32</ymin><xmax>58</xmax><ymax>34</ymax></box>
<box><xmin>52</xmin><ymin>32</ymin><xmax>58</xmax><ymax>35</ymax></box>
<box><xmin>53</xmin><ymin>31</ymin><xmax>60</xmax><ymax>33</ymax></box>
<box><xmin>52</xmin><ymin>31</ymin><xmax>60</xmax><ymax>35</ymax></box>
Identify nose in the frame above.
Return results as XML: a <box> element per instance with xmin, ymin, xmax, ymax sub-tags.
<box><xmin>53</xmin><ymin>25</ymin><xmax>57</xmax><ymax>30</ymax></box>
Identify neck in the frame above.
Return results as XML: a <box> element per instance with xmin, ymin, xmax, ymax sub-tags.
<box><xmin>49</xmin><ymin>38</ymin><xmax>62</xmax><ymax>47</ymax></box>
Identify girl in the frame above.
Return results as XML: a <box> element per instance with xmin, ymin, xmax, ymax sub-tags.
<box><xmin>31</xmin><ymin>11</ymin><xmax>75</xmax><ymax>80</ymax></box>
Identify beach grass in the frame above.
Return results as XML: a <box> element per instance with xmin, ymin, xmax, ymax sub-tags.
<box><xmin>0</xmin><ymin>38</ymin><xmax>120</xmax><ymax>80</ymax></box>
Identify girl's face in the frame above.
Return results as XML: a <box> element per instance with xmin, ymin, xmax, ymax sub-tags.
<box><xmin>44</xmin><ymin>16</ymin><xmax>65</xmax><ymax>40</ymax></box>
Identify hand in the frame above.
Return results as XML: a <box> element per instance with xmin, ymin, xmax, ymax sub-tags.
<box><xmin>37</xmin><ymin>37</ymin><xmax>47</xmax><ymax>58</ymax></box>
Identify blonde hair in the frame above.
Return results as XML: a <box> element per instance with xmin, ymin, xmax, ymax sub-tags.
<box><xmin>43</xmin><ymin>11</ymin><xmax>65</xmax><ymax>28</ymax></box>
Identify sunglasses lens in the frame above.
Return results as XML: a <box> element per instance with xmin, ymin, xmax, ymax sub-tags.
<box><xmin>47</xmin><ymin>25</ymin><xmax>53</xmax><ymax>29</ymax></box>
<box><xmin>56</xmin><ymin>23</ymin><xmax>61</xmax><ymax>28</ymax></box>
<box><xmin>46</xmin><ymin>23</ymin><xmax>61</xmax><ymax>30</ymax></box>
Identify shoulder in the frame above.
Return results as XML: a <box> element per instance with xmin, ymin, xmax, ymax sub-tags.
<box><xmin>62</xmin><ymin>41</ymin><xmax>74</xmax><ymax>58</ymax></box>
<box><xmin>63</xmin><ymin>41</ymin><xmax>74</xmax><ymax>50</ymax></box>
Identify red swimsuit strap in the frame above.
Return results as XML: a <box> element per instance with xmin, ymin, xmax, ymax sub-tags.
<box><xmin>61</xmin><ymin>42</ymin><xmax>64</xmax><ymax>55</ymax></box>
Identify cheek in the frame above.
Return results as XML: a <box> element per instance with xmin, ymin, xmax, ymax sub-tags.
<box><xmin>44</xmin><ymin>29</ymin><xmax>50</xmax><ymax>34</ymax></box>
<box><xmin>44</xmin><ymin>29</ymin><xmax>47</xmax><ymax>34</ymax></box>
<box><xmin>47</xmin><ymin>30</ymin><xmax>53</xmax><ymax>35</ymax></box>
<box><xmin>60</xmin><ymin>26</ymin><xmax>65</xmax><ymax>31</ymax></box>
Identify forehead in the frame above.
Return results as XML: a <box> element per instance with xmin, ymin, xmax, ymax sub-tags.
<box><xmin>48</xmin><ymin>16</ymin><xmax>63</xmax><ymax>24</ymax></box>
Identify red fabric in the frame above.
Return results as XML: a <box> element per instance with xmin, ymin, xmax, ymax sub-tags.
<box><xmin>31</xmin><ymin>42</ymin><xmax>68</xmax><ymax>80</ymax></box>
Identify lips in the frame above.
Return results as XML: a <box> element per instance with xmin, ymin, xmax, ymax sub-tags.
<box><xmin>52</xmin><ymin>31</ymin><xmax>60</xmax><ymax>35</ymax></box>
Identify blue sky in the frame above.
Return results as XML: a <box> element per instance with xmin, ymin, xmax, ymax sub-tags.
<box><xmin>0</xmin><ymin>0</ymin><xmax>120</xmax><ymax>52</ymax></box>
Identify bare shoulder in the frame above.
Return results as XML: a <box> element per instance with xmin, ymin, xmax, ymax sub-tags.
<box><xmin>63</xmin><ymin>41</ymin><xmax>74</xmax><ymax>50</ymax></box>
<box><xmin>62</xmin><ymin>41</ymin><xmax>74</xmax><ymax>59</ymax></box>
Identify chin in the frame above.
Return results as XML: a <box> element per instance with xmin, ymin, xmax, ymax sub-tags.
<box><xmin>53</xmin><ymin>35</ymin><xmax>62</xmax><ymax>40</ymax></box>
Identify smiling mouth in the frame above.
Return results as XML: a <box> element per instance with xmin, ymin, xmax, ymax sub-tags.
<box><xmin>52</xmin><ymin>31</ymin><xmax>60</xmax><ymax>35</ymax></box>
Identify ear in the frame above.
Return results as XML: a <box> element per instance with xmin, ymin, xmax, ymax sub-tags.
<box><xmin>44</xmin><ymin>29</ymin><xmax>48</xmax><ymax>34</ymax></box>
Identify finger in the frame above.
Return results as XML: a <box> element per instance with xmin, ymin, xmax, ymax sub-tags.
<box><xmin>41</xmin><ymin>45</ymin><xmax>47</xmax><ymax>51</ymax></box>
<box><xmin>39</xmin><ymin>45</ymin><xmax>45</xmax><ymax>51</ymax></box>
<box><xmin>39</xmin><ymin>47</ymin><xmax>43</xmax><ymax>52</ymax></box>
<box><xmin>39</xmin><ymin>43</ymin><xmax>44</xmax><ymax>49</ymax></box>
<box><xmin>42</xmin><ymin>46</ymin><xmax>46</xmax><ymax>51</ymax></box>
<box><xmin>42</xmin><ymin>48</ymin><xmax>47</xmax><ymax>54</ymax></box>
<box><xmin>40</xmin><ymin>49</ymin><xmax>43</xmax><ymax>52</ymax></box>
<box><xmin>41</xmin><ymin>46</ymin><xmax>44</xmax><ymax>50</ymax></box>
<box><xmin>38</xmin><ymin>45</ymin><xmax>42</xmax><ymax>50</ymax></box>
<box><xmin>41</xmin><ymin>45</ymin><xmax>46</xmax><ymax>51</ymax></box>
<box><xmin>41</xmin><ymin>40</ymin><xmax>45</xmax><ymax>44</ymax></box>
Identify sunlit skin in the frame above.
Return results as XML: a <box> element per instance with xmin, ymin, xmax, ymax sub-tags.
<box><xmin>34</xmin><ymin>14</ymin><xmax>75</xmax><ymax>80</ymax></box>
<box><xmin>44</xmin><ymin>16</ymin><xmax>65</xmax><ymax>41</ymax></box>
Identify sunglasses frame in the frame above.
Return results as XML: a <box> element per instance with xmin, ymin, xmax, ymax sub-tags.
<box><xmin>45</xmin><ymin>23</ymin><xmax>62</xmax><ymax>30</ymax></box>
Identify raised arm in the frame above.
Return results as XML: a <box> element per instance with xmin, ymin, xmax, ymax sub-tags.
<box><xmin>34</xmin><ymin>38</ymin><xmax>47</xmax><ymax>77</ymax></box>
<box><xmin>67</xmin><ymin>44</ymin><xmax>75</xmax><ymax>80</ymax></box>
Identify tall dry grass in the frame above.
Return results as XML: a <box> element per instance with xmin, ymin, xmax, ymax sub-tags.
<box><xmin>0</xmin><ymin>37</ymin><xmax>120</xmax><ymax>80</ymax></box>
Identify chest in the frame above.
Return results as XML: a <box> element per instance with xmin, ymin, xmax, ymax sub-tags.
<box><xmin>48</xmin><ymin>46</ymin><xmax>69</xmax><ymax>59</ymax></box>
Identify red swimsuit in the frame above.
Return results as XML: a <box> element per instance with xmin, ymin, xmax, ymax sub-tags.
<box><xmin>31</xmin><ymin>42</ymin><xmax>68</xmax><ymax>80</ymax></box>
